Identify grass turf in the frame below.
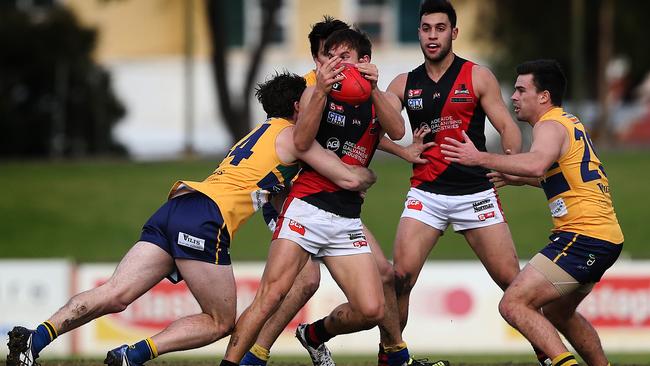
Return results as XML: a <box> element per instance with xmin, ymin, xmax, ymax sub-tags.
<box><xmin>0</xmin><ymin>151</ymin><xmax>648</xmax><ymax>262</ymax></box>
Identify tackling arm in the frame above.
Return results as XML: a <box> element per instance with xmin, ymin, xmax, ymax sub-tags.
<box><xmin>277</xmin><ymin>127</ymin><xmax>376</xmax><ymax>191</ymax></box>
<box><xmin>440</xmin><ymin>121</ymin><xmax>566</xmax><ymax>178</ymax></box>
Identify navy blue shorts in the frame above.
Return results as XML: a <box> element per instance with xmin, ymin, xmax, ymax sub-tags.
<box><xmin>539</xmin><ymin>231</ymin><xmax>622</xmax><ymax>283</ymax></box>
<box><xmin>140</xmin><ymin>192</ymin><xmax>231</xmax><ymax>282</ymax></box>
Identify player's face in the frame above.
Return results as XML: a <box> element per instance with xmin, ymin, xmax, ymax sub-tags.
<box><xmin>511</xmin><ymin>74</ymin><xmax>540</xmax><ymax>122</ymax></box>
<box><xmin>418</xmin><ymin>13</ymin><xmax>457</xmax><ymax>63</ymax></box>
<box><xmin>327</xmin><ymin>44</ymin><xmax>368</xmax><ymax>64</ymax></box>
<box><xmin>314</xmin><ymin>40</ymin><xmax>329</xmax><ymax>68</ymax></box>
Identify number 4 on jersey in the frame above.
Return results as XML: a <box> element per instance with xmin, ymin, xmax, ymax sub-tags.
<box><xmin>227</xmin><ymin>124</ymin><xmax>271</xmax><ymax>166</ymax></box>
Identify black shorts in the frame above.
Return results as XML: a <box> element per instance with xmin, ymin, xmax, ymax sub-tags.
<box><xmin>539</xmin><ymin>231</ymin><xmax>622</xmax><ymax>283</ymax></box>
<box><xmin>140</xmin><ymin>192</ymin><xmax>231</xmax><ymax>282</ymax></box>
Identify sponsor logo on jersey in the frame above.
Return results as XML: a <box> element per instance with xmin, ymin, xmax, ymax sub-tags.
<box><xmin>326</xmin><ymin>137</ymin><xmax>340</xmax><ymax>151</ymax></box>
<box><xmin>342</xmin><ymin>142</ymin><xmax>369</xmax><ymax>164</ymax></box>
<box><xmin>353</xmin><ymin>240</ymin><xmax>368</xmax><ymax>248</ymax></box>
<box><xmin>407</xmin><ymin>199</ymin><xmax>423</xmax><ymax>211</ymax></box>
<box><xmin>352</xmin><ymin>118</ymin><xmax>361</xmax><ymax>126</ymax></box>
<box><xmin>477</xmin><ymin>211</ymin><xmax>495</xmax><ymax>221</ymax></box>
<box><xmin>549</xmin><ymin>197</ymin><xmax>568</xmax><ymax>217</ymax></box>
<box><xmin>407</xmin><ymin>89</ymin><xmax>423</xmax><ymax>98</ymax></box>
<box><xmin>427</xmin><ymin>116</ymin><xmax>462</xmax><ymax>133</ymax></box>
<box><xmin>454</xmin><ymin>83</ymin><xmax>470</xmax><ymax>95</ymax></box>
<box><xmin>451</xmin><ymin>97</ymin><xmax>473</xmax><ymax>103</ymax></box>
<box><xmin>349</xmin><ymin>232</ymin><xmax>365</xmax><ymax>240</ymax></box>
<box><xmin>597</xmin><ymin>183</ymin><xmax>610</xmax><ymax>194</ymax></box>
<box><xmin>177</xmin><ymin>232</ymin><xmax>205</xmax><ymax>251</ymax></box>
<box><xmin>288</xmin><ymin>219</ymin><xmax>306</xmax><ymax>236</ymax></box>
<box><xmin>472</xmin><ymin>199</ymin><xmax>495</xmax><ymax>212</ymax></box>
<box><xmin>329</xmin><ymin>102</ymin><xmax>344</xmax><ymax>112</ymax></box>
<box><xmin>327</xmin><ymin>111</ymin><xmax>346</xmax><ymax>127</ymax></box>
<box><xmin>433</xmin><ymin>92</ymin><xmax>441</xmax><ymax>100</ymax></box>
<box><xmin>407</xmin><ymin>98</ymin><xmax>423</xmax><ymax>110</ymax></box>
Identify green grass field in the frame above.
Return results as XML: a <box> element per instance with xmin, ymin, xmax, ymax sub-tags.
<box><xmin>1</xmin><ymin>151</ymin><xmax>648</xmax><ymax>261</ymax></box>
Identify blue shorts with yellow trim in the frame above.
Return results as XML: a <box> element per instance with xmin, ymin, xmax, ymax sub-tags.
<box><xmin>140</xmin><ymin>192</ymin><xmax>231</xmax><ymax>283</ymax></box>
<box><xmin>539</xmin><ymin>231</ymin><xmax>622</xmax><ymax>283</ymax></box>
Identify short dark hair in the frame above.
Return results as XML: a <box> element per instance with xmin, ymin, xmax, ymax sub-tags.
<box><xmin>308</xmin><ymin>16</ymin><xmax>350</xmax><ymax>57</ymax></box>
<box><xmin>420</xmin><ymin>0</ymin><xmax>457</xmax><ymax>27</ymax></box>
<box><xmin>255</xmin><ymin>72</ymin><xmax>306</xmax><ymax>118</ymax></box>
<box><xmin>323</xmin><ymin>28</ymin><xmax>372</xmax><ymax>60</ymax></box>
<box><xmin>516</xmin><ymin>59</ymin><xmax>567</xmax><ymax>106</ymax></box>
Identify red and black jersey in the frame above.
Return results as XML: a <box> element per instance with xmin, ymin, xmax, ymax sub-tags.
<box><xmin>404</xmin><ymin>55</ymin><xmax>492</xmax><ymax>195</ymax></box>
<box><xmin>289</xmin><ymin>96</ymin><xmax>380</xmax><ymax>218</ymax></box>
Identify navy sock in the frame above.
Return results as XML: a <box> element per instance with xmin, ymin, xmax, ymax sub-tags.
<box><xmin>386</xmin><ymin>347</ymin><xmax>410</xmax><ymax>366</ymax></box>
<box><xmin>32</xmin><ymin>322</ymin><xmax>57</xmax><ymax>355</ymax></box>
<box><xmin>126</xmin><ymin>338</ymin><xmax>157</xmax><ymax>364</ymax></box>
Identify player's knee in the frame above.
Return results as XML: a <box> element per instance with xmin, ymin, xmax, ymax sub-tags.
<box><xmin>360</xmin><ymin>301</ymin><xmax>385</xmax><ymax>325</ymax></box>
<box><xmin>297</xmin><ymin>269</ymin><xmax>320</xmax><ymax>299</ymax></box>
<box><xmin>498</xmin><ymin>295</ymin><xmax>519</xmax><ymax>324</ymax></box>
<box><xmin>98</xmin><ymin>282</ymin><xmax>131</xmax><ymax>313</ymax></box>
<box><xmin>210</xmin><ymin>314</ymin><xmax>235</xmax><ymax>340</ymax></box>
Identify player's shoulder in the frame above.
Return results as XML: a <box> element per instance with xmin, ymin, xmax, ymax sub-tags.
<box><xmin>387</xmin><ymin>72</ymin><xmax>409</xmax><ymax>97</ymax></box>
<box><xmin>470</xmin><ymin>63</ymin><xmax>497</xmax><ymax>80</ymax></box>
<box><xmin>535</xmin><ymin>118</ymin><xmax>567</xmax><ymax>136</ymax></box>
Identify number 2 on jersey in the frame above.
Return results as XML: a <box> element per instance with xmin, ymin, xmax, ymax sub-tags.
<box><xmin>574</xmin><ymin>128</ymin><xmax>605</xmax><ymax>183</ymax></box>
<box><xmin>227</xmin><ymin>123</ymin><xmax>271</xmax><ymax>166</ymax></box>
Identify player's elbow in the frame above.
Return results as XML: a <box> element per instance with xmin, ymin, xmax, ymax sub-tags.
<box><xmin>293</xmin><ymin>137</ymin><xmax>311</xmax><ymax>152</ymax></box>
<box><xmin>387</xmin><ymin>125</ymin><xmax>405</xmax><ymax>140</ymax></box>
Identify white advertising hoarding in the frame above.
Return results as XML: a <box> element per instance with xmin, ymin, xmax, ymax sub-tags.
<box><xmin>0</xmin><ymin>260</ymin><xmax>73</xmax><ymax>356</ymax></box>
<box><xmin>73</xmin><ymin>260</ymin><xmax>650</xmax><ymax>357</ymax></box>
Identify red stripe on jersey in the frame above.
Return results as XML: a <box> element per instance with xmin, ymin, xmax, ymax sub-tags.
<box><xmin>410</xmin><ymin>61</ymin><xmax>481</xmax><ymax>188</ymax></box>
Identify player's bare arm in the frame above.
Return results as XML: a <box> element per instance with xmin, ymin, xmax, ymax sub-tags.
<box><xmin>473</xmin><ymin>65</ymin><xmax>522</xmax><ymax>154</ymax></box>
<box><xmin>378</xmin><ymin>128</ymin><xmax>435</xmax><ymax>164</ymax></box>
<box><xmin>276</xmin><ymin>126</ymin><xmax>376</xmax><ymax>191</ymax></box>
<box><xmin>377</xmin><ymin>72</ymin><xmax>431</xmax><ymax>161</ymax></box>
<box><xmin>487</xmin><ymin>171</ymin><xmax>541</xmax><ymax>188</ymax></box>
<box><xmin>294</xmin><ymin>56</ymin><xmax>345</xmax><ymax>151</ymax></box>
<box><xmin>440</xmin><ymin>120</ymin><xmax>566</xmax><ymax>177</ymax></box>
<box><xmin>356</xmin><ymin>63</ymin><xmax>405</xmax><ymax>140</ymax></box>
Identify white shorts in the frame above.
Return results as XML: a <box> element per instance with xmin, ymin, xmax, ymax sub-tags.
<box><xmin>400</xmin><ymin>187</ymin><xmax>506</xmax><ymax>232</ymax></box>
<box><xmin>273</xmin><ymin>198</ymin><xmax>371</xmax><ymax>257</ymax></box>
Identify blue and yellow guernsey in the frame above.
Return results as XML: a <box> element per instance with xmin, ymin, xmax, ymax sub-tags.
<box><xmin>538</xmin><ymin>107</ymin><xmax>624</xmax><ymax>244</ymax></box>
<box><xmin>169</xmin><ymin>118</ymin><xmax>300</xmax><ymax>238</ymax></box>
<box><xmin>304</xmin><ymin>69</ymin><xmax>317</xmax><ymax>87</ymax></box>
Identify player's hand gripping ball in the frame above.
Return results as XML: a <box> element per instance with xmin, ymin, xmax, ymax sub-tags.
<box><xmin>329</xmin><ymin>63</ymin><xmax>372</xmax><ymax>105</ymax></box>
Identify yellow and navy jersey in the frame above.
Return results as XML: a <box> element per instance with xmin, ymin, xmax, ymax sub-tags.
<box><xmin>304</xmin><ymin>69</ymin><xmax>317</xmax><ymax>87</ymax></box>
<box><xmin>538</xmin><ymin>107</ymin><xmax>624</xmax><ymax>244</ymax></box>
<box><xmin>169</xmin><ymin>118</ymin><xmax>300</xmax><ymax>238</ymax></box>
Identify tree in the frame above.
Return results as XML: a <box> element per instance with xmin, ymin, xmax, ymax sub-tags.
<box><xmin>473</xmin><ymin>0</ymin><xmax>650</xmax><ymax>143</ymax></box>
<box><xmin>0</xmin><ymin>3</ymin><xmax>126</xmax><ymax>158</ymax></box>
<box><xmin>205</xmin><ymin>0</ymin><xmax>282</xmax><ymax>142</ymax></box>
